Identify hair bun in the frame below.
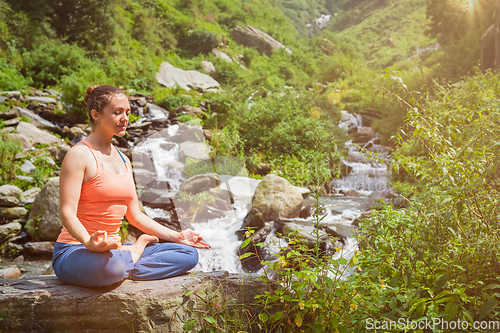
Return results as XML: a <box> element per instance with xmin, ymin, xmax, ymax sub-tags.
<box><xmin>84</xmin><ymin>85</ymin><xmax>100</xmax><ymax>105</ymax></box>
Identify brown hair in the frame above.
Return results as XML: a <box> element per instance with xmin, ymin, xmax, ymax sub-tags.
<box><xmin>84</xmin><ymin>85</ymin><xmax>126</xmax><ymax>126</ymax></box>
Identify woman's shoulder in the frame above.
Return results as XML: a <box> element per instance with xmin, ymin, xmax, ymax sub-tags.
<box><xmin>63</xmin><ymin>142</ymin><xmax>95</xmax><ymax>166</ymax></box>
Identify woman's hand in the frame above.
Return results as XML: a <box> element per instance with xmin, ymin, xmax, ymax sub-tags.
<box><xmin>177</xmin><ymin>229</ymin><xmax>211</xmax><ymax>249</ymax></box>
<box><xmin>84</xmin><ymin>230</ymin><xmax>120</xmax><ymax>252</ymax></box>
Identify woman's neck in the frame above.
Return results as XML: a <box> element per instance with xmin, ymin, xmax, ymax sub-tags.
<box><xmin>85</xmin><ymin>130</ymin><xmax>114</xmax><ymax>155</ymax></box>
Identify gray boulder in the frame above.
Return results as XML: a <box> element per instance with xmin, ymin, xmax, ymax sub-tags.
<box><xmin>251</xmin><ymin>174</ymin><xmax>303</xmax><ymax>222</ymax></box>
<box><xmin>27</xmin><ymin>178</ymin><xmax>62</xmax><ymax>241</ymax></box>
<box><xmin>0</xmin><ymin>184</ymin><xmax>22</xmax><ymax>197</ymax></box>
<box><xmin>15</xmin><ymin>121</ymin><xmax>66</xmax><ymax>147</ymax></box>
<box><xmin>0</xmin><ymin>267</ymin><xmax>21</xmax><ymax>279</ymax></box>
<box><xmin>179</xmin><ymin>173</ymin><xmax>220</xmax><ymax>194</ymax></box>
<box><xmin>0</xmin><ymin>272</ymin><xmax>266</xmax><ymax>333</ymax></box>
<box><xmin>0</xmin><ymin>207</ymin><xmax>27</xmax><ymax>222</ymax></box>
<box><xmin>179</xmin><ymin>141</ymin><xmax>212</xmax><ymax>160</ymax></box>
<box><xmin>0</xmin><ymin>107</ymin><xmax>18</xmax><ymax>120</ymax></box>
<box><xmin>237</xmin><ymin>226</ymin><xmax>272</xmax><ymax>272</ymax></box>
<box><xmin>23</xmin><ymin>241</ymin><xmax>55</xmax><ymax>256</ymax></box>
<box><xmin>0</xmin><ymin>196</ymin><xmax>19</xmax><ymax>207</ymax></box>
<box><xmin>14</xmin><ymin>107</ymin><xmax>60</xmax><ymax>133</ymax></box>
<box><xmin>24</xmin><ymin>96</ymin><xmax>57</xmax><ymax>104</ymax></box>
<box><xmin>5</xmin><ymin>133</ymin><xmax>32</xmax><ymax>149</ymax></box>
<box><xmin>236</xmin><ymin>208</ymin><xmax>265</xmax><ymax>240</ymax></box>
<box><xmin>232</xmin><ymin>25</ymin><xmax>292</xmax><ymax>56</ymax></box>
<box><xmin>51</xmin><ymin>145</ymin><xmax>71</xmax><ymax>164</ymax></box>
<box><xmin>201</xmin><ymin>60</ymin><xmax>216</xmax><ymax>75</ymax></box>
<box><xmin>155</xmin><ymin>62</ymin><xmax>220</xmax><ymax>92</ymax></box>
<box><xmin>212</xmin><ymin>49</ymin><xmax>233</xmax><ymax>62</ymax></box>
<box><xmin>0</xmin><ymin>221</ymin><xmax>22</xmax><ymax>243</ymax></box>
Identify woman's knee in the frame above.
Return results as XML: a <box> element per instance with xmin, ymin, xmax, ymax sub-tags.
<box><xmin>183</xmin><ymin>246</ymin><xmax>199</xmax><ymax>270</ymax></box>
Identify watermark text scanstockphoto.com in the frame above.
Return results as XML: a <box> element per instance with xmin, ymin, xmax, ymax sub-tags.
<box><xmin>366</xmin><ymin>318</ymin><xmax>500</xmax><ymax>331</ymax></box>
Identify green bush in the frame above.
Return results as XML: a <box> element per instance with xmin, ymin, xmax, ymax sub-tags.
<box><xmin>180</xmin><ymin>28</ymin><xmax>220</xmax><ymax>56</ymax></box>
<box><xmin>60</xmin><ymin>66</ymin><xmax>110</xmax><ymax>123</ymax></box>
<box><xmin>0</xmin><ymin>57</ymin><xmax>30</xmax><ymax>90</ymax></box>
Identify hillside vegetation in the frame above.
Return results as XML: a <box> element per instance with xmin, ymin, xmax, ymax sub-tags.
<box><xmin>2</xmin><ymin>0</ymin><xmax>500</xmax><ymax>331</ymax></box>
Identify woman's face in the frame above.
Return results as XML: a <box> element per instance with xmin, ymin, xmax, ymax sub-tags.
<box><xmin>93</xmin><ymin>94</ymin><xmax>130</xmax><ymax>137</ymax></box>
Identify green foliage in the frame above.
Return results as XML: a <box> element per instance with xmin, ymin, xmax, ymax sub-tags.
<box><xmin>230</xmin><ymin>88</ymin><xmax>344</xmax><ymax>157</ymax></box>
<box><xmin>59</xmin><ymin>65</ymin><xmax>110</xmax><ymax>123</ymax></box>
<box><xmin>21</xmin><ymin>39</ymin><xmax>89</xmax><ymax>88</ymax></box>
<box><xmin>180</xmin><ymin>29</ymin><xmax>220</xmax><ymax>56</ymax></box>
<box><xmin>0</xmin><ymin>57</ymin><xmax>30</xmax><ymax>90</ymax></box>
<box><xmin>0</xmin><ymin>137</ymin><xmax>22</xmax><ymax>185</ymax></box>
<box><xmin>364</xmin><ymin>71</ymin><xmax>500</xmax><ymax>326</ymax></box>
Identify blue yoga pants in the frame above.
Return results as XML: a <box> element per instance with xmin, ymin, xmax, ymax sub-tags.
<box><xmin>52</xmin><ymin>242</ymin><xmax>198</xmax><ymax>287</ymax></box>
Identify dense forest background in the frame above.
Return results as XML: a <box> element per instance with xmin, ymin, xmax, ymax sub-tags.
<box><xmin>2</xmin><ymin>0</ymin><xmax>500</xmax><ymax>331</ymax></box>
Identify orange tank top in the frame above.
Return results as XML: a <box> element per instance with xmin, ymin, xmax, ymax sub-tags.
<box><xmin>56</xmin><ymin>140</ymin><xmax>136</xmax><ymax>244</ymax></box>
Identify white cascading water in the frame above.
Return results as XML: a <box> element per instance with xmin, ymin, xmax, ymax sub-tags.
<box><xmin>130</xmin><ymin>110</ymin><xmax>386</xmax><ymax>275</ymax></box>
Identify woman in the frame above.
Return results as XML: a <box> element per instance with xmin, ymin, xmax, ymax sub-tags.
<box><xmin>52</xmin><ymin>84</ymin><xmax>210</xmax><ymax>287</ymax></box>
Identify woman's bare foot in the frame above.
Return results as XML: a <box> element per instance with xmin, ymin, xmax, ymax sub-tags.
<box><xmin>118</xmin><ymin>234</ymin><xmax>159</xmax><ymax>263</ymax></box>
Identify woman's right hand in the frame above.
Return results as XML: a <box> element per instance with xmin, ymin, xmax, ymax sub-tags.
<box><xmin>84</xmin><ymin>230</ymin><xmax>120</xmax><ymax>252</ymax></box>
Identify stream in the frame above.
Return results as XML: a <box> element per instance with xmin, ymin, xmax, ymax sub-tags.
<box><xmin>3</xmin><ymin>108</ymin><xmax>389</xmax><ymax>278</ymax></box>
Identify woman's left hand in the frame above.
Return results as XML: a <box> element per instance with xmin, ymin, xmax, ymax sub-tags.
<box><xmin>177</xmin><ymin>229</ymin><xmax>211</xmax><ymax>249</ymax></box>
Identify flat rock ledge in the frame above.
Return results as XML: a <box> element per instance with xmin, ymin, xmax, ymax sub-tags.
<box><xmin>0</xmin><ymin>271</ymin><xmax>266</xmax><ymax>333</ymax></box>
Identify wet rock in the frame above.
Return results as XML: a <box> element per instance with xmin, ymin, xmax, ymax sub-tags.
<box><xmin>0</xmin><ymin>196</ymin><xmax>19</xmax><ymax>207</ymax></box>
<box><xmin>153</xmin><ymin>217</ymin><xmax>193</xmax><ymax>232</ymax></box>
<box><xmin>140</xmin><ymin>190</ymin><xmax>175</xmax><ymax>210</ymax></box>
<box><xmin>23</xmin><ymin>241</ymin><xmax>55</xmax><ymax>256</ymax></box>
<box><xmin>232</xmin><ymin>25</ymin><xmax>291</xmax><ymax>56</ymax></box>
<box><xmin>155</xmin><ymin>62</ymin><xmax>220</xmax><ymax>92</ymax></box>
<box><xmin>179</xmin><ymin>141</ymin><xmax>211</xmax><ymax>160</ymax></box>
<box><xmin>277</xmin><ymin>219</ymin><xmax>328</xmax><ymax>249</ymax></box>
<box><xmin>132</xmin><ymin>168</ymin><xmax>157</xmax><ymax>188</ymax></box>
<box><xmin>344</xmin><ymin>189</ymin><xmax>364</xmax><ymax>197</ymax></box>
<box><xmin>16</xmin><ymin>121</ymin><xmax>66</xmax><ymax>146</ymax></box>
<box><xmin>179</xmin><ymin>173</ymin><xmax>220</xmax><ymax>194</ymax></box>
<box><xmin>252</xmin><ymin>174</ymin><xmax>303</xmax><ymax>222</ymax></box>
<box><xmin>169</xmin><ymin>127</ymin><xmax>204</xmax><ymax>142</ymax></box>
<box><xmin>27</xmin><ymin>178</ymin><xmax>62</xmax><ymax>241</ymax></box>
<box><xmin>236</xmin><ymin>208</ymin><xmax>265</xmax><ymax>240</ymax></box>
<box><xmin>146</xmin><ymin>103</ymin><xmax>169</xmax><ymax>119</ymax></box>
<box><xmin>0</xmin><ymin>267</ymin><xmax>21</xmax><ymax>279</ymax></box>
<box><xmin>0</xmin><ymin>222</ymin><xmax>22</xmax><ymax>243</ymax></box>
<box><xmin>0</xmin><ymin>107</ymin><xmax>18</xmax><ymax>120</ymax></box>
<box><xmin>0</xmin><ymin>207</ymin><xmax>27</xmax><ymax>222</ymax></box>
<box><xmin>299</xmin><ymin>204</ymin><xmax>326</xmax><ymax>219</ymax></box>
<box><xmin>238</xmin><ymin>226</ymin><xmax>272</xmax><ymax>272</ymax></box>
<box><xmin>319</xmin><ymin>225</ymin><xmax>347</xmax><ymax>242</ymax></box>
<box><xmin>0</xmin><ymin>272</ymin><xmax>267</xmax><ymax>332</ymax></box>
<box><xmin>0</xmin><ymin>184</ymin><xmax>22</xmax><ymax>197</ymax></box>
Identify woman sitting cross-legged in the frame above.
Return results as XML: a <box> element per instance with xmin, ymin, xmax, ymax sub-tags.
<box><xmin>52</xmin><ymin>84</ymin><xmax>210</xmax><ymax>288</ymax></box>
